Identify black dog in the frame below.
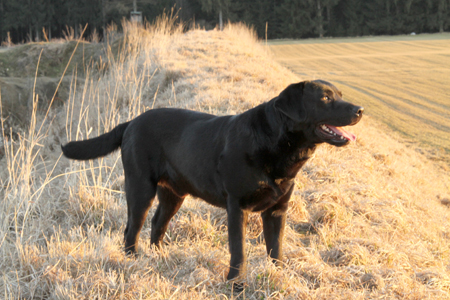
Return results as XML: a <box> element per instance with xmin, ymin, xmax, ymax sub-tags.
<box><xmin>62</xmin><ymin>80</ymin><xmax>363</xmax><ymax>280</ymax></box>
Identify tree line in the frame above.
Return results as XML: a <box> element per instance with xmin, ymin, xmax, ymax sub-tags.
<box><xmin>1</xmin><ymin>0</ymin><xmax>449</xmax><ymax>44</ymax></box>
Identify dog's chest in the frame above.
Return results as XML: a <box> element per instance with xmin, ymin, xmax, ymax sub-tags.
<box><xmin>239</xmin><ymin>177</ymin><xmax>293</xmax><ymax>212</ymax></box>
<box><xmin>265</xmin><ymin>145</ymin><xmax>316</xmax><ymax>178</ymax></box>
<box><xmin>240</xmin><ymin>145</ymin><xmax>316</xmax><ymax>212</ymax></box>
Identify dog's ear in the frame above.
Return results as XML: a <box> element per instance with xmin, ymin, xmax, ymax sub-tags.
<box><xmin>274</xmin><ymin>81</ymin><xmax>307</xmax><ymax>125</ymax></box>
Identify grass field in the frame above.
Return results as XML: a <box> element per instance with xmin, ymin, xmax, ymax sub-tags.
<box><xmin>1</xmin><ymin>19</ymin><xmax>450</xmax><ymax>299</ymax></box>
<box><xmin>269</xmin><ymin>34</ymin><xmax>450</xmax><ymax>163</ymax></box>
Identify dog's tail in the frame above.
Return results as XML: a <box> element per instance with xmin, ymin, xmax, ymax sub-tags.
<box><xmin>61</xmin><ymin>122</ymin><xmax>130</xmax><ymax>160</ymax></box>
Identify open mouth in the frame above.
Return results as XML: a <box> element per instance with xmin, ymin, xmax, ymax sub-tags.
<box><xmin>316</xmin><ymin>124</ymin><xmax>356</xmax><ymax>144</ymax></box>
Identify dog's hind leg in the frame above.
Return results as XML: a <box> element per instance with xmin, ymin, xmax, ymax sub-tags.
<box><xmin>124</xmin><ymin>176</ymin><xmax>157</xmax><ymax>255</ymax></box>
<box><xmin>150</xmin><ymin>186</ymin><xmax>185</xmax><ymax>246</ymax></box>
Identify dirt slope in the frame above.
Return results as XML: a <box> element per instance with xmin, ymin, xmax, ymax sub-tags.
<box><xmin>0</xmin><ymin>40</ymin><xmax>109</xmax><ymax>129</ymax></box>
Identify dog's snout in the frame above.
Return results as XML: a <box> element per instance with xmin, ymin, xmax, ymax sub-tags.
<box><xmin>354</xmin><ymin>106</ymin><xmax>364</xmax><ymax>117</ymax></box>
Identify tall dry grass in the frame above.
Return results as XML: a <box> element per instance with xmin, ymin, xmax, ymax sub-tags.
<box><xmin>1</xmin><ymin>14</ymin><xmax>450</xmax><ymax>299</ymax></box>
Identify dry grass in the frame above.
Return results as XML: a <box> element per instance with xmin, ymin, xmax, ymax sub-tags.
<box><xmin>1</xmin><ymin>17</ymin><xmax>450</xmax><ymax>299</ymax></box>
<box><xmin>269</xmin><ymin>36</ymin><xmax>450</xmax><ymax>163</ymax></box>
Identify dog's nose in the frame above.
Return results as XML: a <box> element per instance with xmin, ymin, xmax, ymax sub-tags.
<box><xmin>354</xmin><ymin>106</ymin><xmax>364</xmax><ymax>117</ymax></box>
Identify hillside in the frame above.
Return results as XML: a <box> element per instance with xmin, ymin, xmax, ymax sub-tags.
<box><xmin>1</xmin><ymin>19</ymin><xmax>450</xmax><ymax>299</ymax></box>
<box><xmin>0</xmin><ymin>38</ymin><xmax>120</xmax><ymax>129</ymax></box>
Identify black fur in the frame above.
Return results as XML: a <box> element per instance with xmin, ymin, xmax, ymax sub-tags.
<box><xmin>62</xmin><ymin>80</ymin><xmax>363</xmax><ymax>281</ymax></box>
<box><xmin>62</xmin><ymin>122</ymin><xmax>130</xmax><ymax>160</ymax></box>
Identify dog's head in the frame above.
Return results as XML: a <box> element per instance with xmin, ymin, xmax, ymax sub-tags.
<box><xmin>275</xmin><ymin>80</ymin><xmax>364</xmax><ymax>147</ymax></box>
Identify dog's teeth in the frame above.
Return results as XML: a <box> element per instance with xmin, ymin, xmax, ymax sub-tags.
<box><xmin>321</xmin><ymin>124</ymin><xmax>338</xmax><ymax>136</ymax></box>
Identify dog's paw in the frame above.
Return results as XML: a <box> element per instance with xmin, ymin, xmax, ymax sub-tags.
<box><xmin>229</xmin><ymin>281</ymin><xmax>245</xmax><ymax>293</ymax></box>
<box><xmin>124</xmin><ymin>247</ymin><xmax>138</xmax><ymax>258</ymax></box>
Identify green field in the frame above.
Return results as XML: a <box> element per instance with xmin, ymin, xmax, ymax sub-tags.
<box><xmin>269</xmin><ymin>34</ymin><xmax>450</xmax><ymax>161</ymax></box>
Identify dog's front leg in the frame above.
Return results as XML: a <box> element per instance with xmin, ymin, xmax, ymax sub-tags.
<box><xmin>226</xmin><ymin>198</ymin><xmax>248</xmax><ymax>280</ymax></box>
<box><xmin>261</xmin><ymin>185</ymin><xmax>293</xmax><ymax>264</ymax></box>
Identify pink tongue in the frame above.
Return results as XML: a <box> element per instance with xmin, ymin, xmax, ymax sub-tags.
<box><xmin>327</xmin><ymin>125</ymin><xmax>357</xmax><ymax>141</ymax></box>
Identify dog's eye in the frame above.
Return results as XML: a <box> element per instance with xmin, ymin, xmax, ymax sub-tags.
<box><xmin>322</xmin><ymin>96</ymin><xmax>330</xmax><ymax>102</ymax></box>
